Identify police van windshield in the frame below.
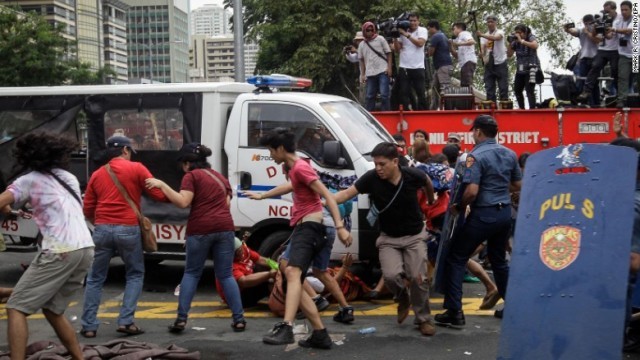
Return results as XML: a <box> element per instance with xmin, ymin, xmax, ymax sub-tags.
<box><xmin>320</xmin><ymin>101</ymin><xmax>392</xmax><ymax>155</ymax></box>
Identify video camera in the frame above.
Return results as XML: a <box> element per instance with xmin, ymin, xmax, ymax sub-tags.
<box><xmin>506</xmin><ymin>33</ymin><xmax>518</xmax><ymax>44</ymax></box>
<box><xmin>593</xmin><ymin>11</ymin><xmax>613</xmax><ymax>35</ymax></box>
<box><xmin>378</xmin><ymin>12</ymin><xmax>411</xmax><ymax>39</ymax></box>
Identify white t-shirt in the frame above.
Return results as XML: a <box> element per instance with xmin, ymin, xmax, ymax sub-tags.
<box><xmin>399</xmin><ymin>26</ymin><xmax>428</xmax><ymax>69</ymax></box>
<box><xmin>480</xmin><ymin>29</ymin><xmax>507</xmax><ymax>64</ymax></box>
<box><xmin>358</xmin><ymin>36</ymin><xmax>391</xmax><ymax>77</ymax></box>
<box><xmin>454</xmin><ymin>30</ymin><xmax>477</xmax><ymax>66</ymax></box>
<box><xmin>8</xmin><ymin>169</ymin><xmax>93</xmax><ymax>253</ymax></box>
<box><xmin>614</xmin><ymin>16</ymin><xmax>633</xmax><ymax>57</ymax></box>
<box><xmin>599</xmin><ymin>14</ymin><xmax>620</xmax><ymax>51</ymax></box>
<box><xmin>578</xmin><ymin>26</ymin><xmax>598</xmax><ymax>59</ymax></box>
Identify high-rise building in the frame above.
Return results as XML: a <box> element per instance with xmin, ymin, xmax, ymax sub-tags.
<box><xmin>189</xmin><ymin>34</ymin><xmax>259</xmax><ymax>82</ymax></box>
<box><xmin>103</xmin><ymin>0</ymin><xmax>129</xmax><ymax>84</ymax></box>
<box><xmin>190</xmin><ymin>4</ymin><xmax>230</xmax><ymax>37</ymax></box>
<box><xmin>125</xmin><ymin>0</ymin><xmax>189</xmax><ymax>83</ymax></box>
<box><xmin>11</xmin><ymin>0</ymin><xmax>103</xmax><ymax>70</ymax></box>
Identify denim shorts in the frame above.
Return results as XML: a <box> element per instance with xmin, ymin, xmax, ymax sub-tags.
<box><xmin>281</xmin><ymin>224</ymin><xmax>334</xmax><ymax>272</ymax></box>
<box><xmin>286</xmin><ymin>222</ymin><xmax>331</xmax><ymax>276</ymax></box>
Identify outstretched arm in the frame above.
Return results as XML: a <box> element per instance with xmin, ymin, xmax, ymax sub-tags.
<box><xmin>145</xmin><ymin>178</ymin><xmax>194</xmax><ymax>208</ymax></box>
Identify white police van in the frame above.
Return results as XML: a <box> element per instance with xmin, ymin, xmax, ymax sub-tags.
<box><xmin>0</xmin><ymin>75</ymin><xmax>391</xmax><ymax>264</ymax></box>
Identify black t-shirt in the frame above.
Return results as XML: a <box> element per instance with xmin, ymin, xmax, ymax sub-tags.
<box><xmin>355</xmin><ymin>166</ymin><xmax>426</xmax><ymax>237</ymax></box>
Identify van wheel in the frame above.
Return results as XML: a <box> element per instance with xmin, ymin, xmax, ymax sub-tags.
<box><xmin>258</xmin><ymin>230</ymin><xmax>291</xmax><ymax>260</ymax></box>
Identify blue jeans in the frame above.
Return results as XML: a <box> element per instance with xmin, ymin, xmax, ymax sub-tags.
<box><xmin>443</xmin><ymin>206</ymin><xmax>511</xmax><ymax>311</ymax></box>
<box><xmin>365</xmin><ymin>72</ymin><xmax>390</xmax><ymax>111</ymax></box>
<box><xmin>81</xmin><ymin>225</ymin><xmax>144</xmax><ymax>331</ymax></box>
<box><xmin>177</xmin><ymin>232</ymin><xmax>244</xmax><ymax>323</ymax></box>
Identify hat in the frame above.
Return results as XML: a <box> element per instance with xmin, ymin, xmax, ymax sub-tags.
<box><xmin>234</xmin><ymin>237</ymin><xmax>242</xmax><ymax>250</ymax></box>
<box><xmin>354</xmin><ymin>31</ymin><xmax>364</xmax><ymax>40</ymax></box>
<box><xmin>177</xmin><ymin>142</ymin><xmax>201</xmax><ymax>161</ymax></box>
<box><xmin>469</xmin><ymin>115</ymin><xmax>498</xmax><ymax>131</ymax></box>
<box><xmin>448</xmin><ymin>133</ymin><xmax>462</xmax><ymax>142</ymax></box>
<box><xmin>106</xmin><ymin>136</ymin><xmax>136</xmax><ymax>154</ymax></box>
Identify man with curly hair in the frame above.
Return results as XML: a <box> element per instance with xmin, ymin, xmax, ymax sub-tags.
<box><xmin>0</xmin><ymin>132</ymin><xmax>94</xmax><ymax>360</ymax></box>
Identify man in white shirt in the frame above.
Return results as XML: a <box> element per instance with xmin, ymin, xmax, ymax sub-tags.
<box><xmin>393</xmin><ymin>13</ymin><xmax>428</xmax><ymax>110</ymax></box>
<box><xmin>450</xmin><ymin>22</ymin><xmax>477</xmax><ymax>87</ymax></box>
<box><xmin>477</xmin><ymin>15</ymin><xmax>509</xmax><ymax>103</ymax></box>
<box><xmin>564</xmin><ymin>14</ymin><xmax>600</xmax><ymax>105</ymax></box>
<box><xmin>613</xmin><ymin>1</ymin><xmax>633</xmax><ymax>108</ymax></box>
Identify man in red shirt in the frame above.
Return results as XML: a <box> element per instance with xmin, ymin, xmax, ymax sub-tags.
<box><xmin>253</xmin><ymin>128</ymin><xmax>352</xmax><ymax>349</ymax></box>
<box><xmin>80</xmin><ymin>136</ymin><xmax>167</xmax><ymax>338</ymax></box>
<box><xmin>216</xmin><ymin>238</ymin><xmax>277</xmax><ymax>307</ymax></box>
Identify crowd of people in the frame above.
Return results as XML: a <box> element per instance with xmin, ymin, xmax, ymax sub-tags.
<box><xmin>346</xmin><ymin>1</ymin><xmax>639</xmax><ymax>111</ymax></box>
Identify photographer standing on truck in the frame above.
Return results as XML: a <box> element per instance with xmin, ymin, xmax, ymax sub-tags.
<box><xmin>563</xmin><ymin>15</ymin><xmax>600</xmax><ymax>106</ymax></box>
<box><xmin>507</xmin><ymin>24</ymin><xmax>540</xmax><ymax>109</ymax></box>
<box><xmin>449</xmin><ymin>22</ymin><xmax>477</xmax><ymax>87</ymax></box>
<box><xmin>577</xmin><ymin>1</ymin><xmax>620</xmax><ymax>103</ymax></box>
<box><xmin>427</xmin><ymin>20</ymin><xmax>454</xmax><ymax>95</ymax></box>
<box><xmin>358</xmin><ymin>21</ymin><xmax>393</xmax><ymax>111</ymax></box>
<box><xmin>477</xmin><ymin>15</ymin><xmax>509</xmax><ymax>104</ymax></box>
<box><xmin>613</xmin><ymin>1</ymin><xmax>633</xmax><ymax>108</ymax></box>
<box><xmin>81</xmin><ymin>136</ymin><xmax>167</xmax><ymax>338</ymax></box>
<box><xmin>393</xmin><ymin>13</ymin><xmax>428</xmax><ymax>110</ymax></box>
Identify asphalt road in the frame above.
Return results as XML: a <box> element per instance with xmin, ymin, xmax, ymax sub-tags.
<box><xmin>1</xmin><ymin>251</ymin><xmax>639</xmax><ymax>360</ymax></box>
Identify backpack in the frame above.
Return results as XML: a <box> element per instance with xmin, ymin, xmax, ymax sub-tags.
<box><xmin>415</xmin><ymin>162</ymin><xmax>453</xmax><ymax>192</ymax></box>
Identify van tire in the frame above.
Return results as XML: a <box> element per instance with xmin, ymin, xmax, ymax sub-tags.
<box><xmin>258</xmin><ymin>230</ymin><xmax>291</xmax><ymax>260</ymax></box>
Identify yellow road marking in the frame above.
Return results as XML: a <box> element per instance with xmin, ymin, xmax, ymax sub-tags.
<box><xmin>0</xmin><ymin>298</ymin><xmax>502</xmax><ymax>320</ymax></box>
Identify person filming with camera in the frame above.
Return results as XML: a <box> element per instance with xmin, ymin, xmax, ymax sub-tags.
<box><xmin>393</xmin><ymin>12</ymin><xmax>428</xmax><ymax>110</ymax></box>
<box><xmin>563</xmin><ymin>15</ymin><xmax>600</xmax><ymax>105</ymax></box>
<box><xmin>507</xmin><ymin>24</ymin><xmax>540</xmax><ymax>109</ymax></box>
<box><xmin>577</xmin><ymin>1</ymin><xmax>620</xmax><ymax>103</ymax></box>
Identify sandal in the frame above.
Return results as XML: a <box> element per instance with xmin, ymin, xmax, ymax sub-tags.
<box><xmin>116</xmin><ymin>323</ymin><xmax>145</xmax><ymax>335</ymax></box>
<box><xmin>231</xmin><ymin>320</ymin><xmax>246</xmax><ymax>332</ymax></box>
<box><xmin>80</xmin><ymin>329</ymin><xmax>97</xmax><ymax>338</ymax></box>
<box><xmin>169</xmin><ymin>319</ymin><xmax>187</xmax><ymax>333</ymax></box>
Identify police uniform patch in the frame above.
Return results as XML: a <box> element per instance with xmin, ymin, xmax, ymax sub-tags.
<box><xmin>465</xmin><ymin>156</ymin><xmax>475</xmax><ymax>168</ymax></box>
<box><xmin>539</xmin><ymin>226</ymin><xmax>581</xmax><ymax>271</ymax></box>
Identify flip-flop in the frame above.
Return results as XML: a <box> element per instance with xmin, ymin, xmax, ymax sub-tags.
<box><xmin>80</xmin><ymin>329</ymin><xmax>97</xmax><ymax>338</ymax></box>
<box><xmin>169</xmin><ymin>320</ymin><xmax>187</xmax><ymax>333</ymax></box>
<box><xmin>117</xmin><ymin>323</ymin><xmax>145</xmax><ymax>335</ymax></box>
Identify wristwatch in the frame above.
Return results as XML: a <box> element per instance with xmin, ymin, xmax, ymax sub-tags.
<box><xmin>406</xmin><ymin>34</ymin><xmax>411</xmax><ymax>39</ymax></box>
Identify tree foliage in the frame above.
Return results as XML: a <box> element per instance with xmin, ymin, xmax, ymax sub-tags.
<box><xmin>226</xmin><ymin>0</ymin><xmax>572</xmax><ymax>96</ymax></box>
<box><xmin>0</xmin><ymin>7</ymin><xmax>113</xmax><ymax>86</ymax></box>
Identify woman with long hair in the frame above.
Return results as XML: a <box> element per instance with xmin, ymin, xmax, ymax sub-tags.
<box><xmin>145</xmin><ymin>143</ymin><xmax>246</xmax><ymax>333</ymax></box>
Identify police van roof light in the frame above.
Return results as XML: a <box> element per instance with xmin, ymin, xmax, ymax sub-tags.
<box><xmin>247</xmin><ymin>74</ymin><xmax>312</xmax><ymax>89</ymax></box>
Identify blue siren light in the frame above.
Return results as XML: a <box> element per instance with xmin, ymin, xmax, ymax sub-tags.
<box><xmin>247</xmin><ymin>74</ymin><xmax>312</xmax><ymax>89</ymax></box>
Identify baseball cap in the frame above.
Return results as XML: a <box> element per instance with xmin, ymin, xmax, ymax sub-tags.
<box><xmin>448</xmin><ymin>133</ymin><xmax>462</xmax><ymax>142</ymax></box>
<box><xmin>234</xmin><ymin>237</ymin><xmax>242</xmax><ymax>250</ymax></box>
<box><xmin>354</xmin><ymin>31</ymin><xmax>364</xmax><ymax>40</ymax></box>
<box><xmin>177</xmin><ymin>142</ymin><xmax>201</xmax><ymax>161</ymax></box>
<box><xmin>469</xmin><ymin>115</ymin><xmax>498</xmax><ymax>131</ymax></box>
<box><xmin>106</xmin><ymin>136</ymin><xmax>136</xmax><ymax>154</ymax></box>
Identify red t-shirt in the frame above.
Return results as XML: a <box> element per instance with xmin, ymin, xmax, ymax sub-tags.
<box><xmin>215</xmin><ymin>244</ymin><xmax>260</xmax><ymax>302</ymax></box>
<box><xmin>83</xmin><ymin>158</ymin><xmax>167</xmax><ymax>225</ymax></box>
<box><xmin>181</xmin><ymin>168</ymin><xmax>234</xmax><ymax>235</ymax></box>
<box><xmin>289</xmin><ymin>159</ymin><xmax>323</xmax><ymax>226</ymax></box>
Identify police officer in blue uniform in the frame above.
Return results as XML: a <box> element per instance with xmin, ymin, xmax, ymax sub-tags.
<box><xmin>435</xmin><ymin>114</ymin><xmax>522</xmax><ymax>325</ymax></box>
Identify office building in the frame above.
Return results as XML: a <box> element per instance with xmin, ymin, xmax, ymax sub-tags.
<box><xmin>103</xmin><ymin>0</ymin><xmax>129</xmax><ymax>84</ymax></box>
<box><xmin>190</xmin><ymin>4</ymin><xmax>230</xmax><ymax>37</ymax></box>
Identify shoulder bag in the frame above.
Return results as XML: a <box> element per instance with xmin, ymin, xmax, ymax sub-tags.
<box><xmin>105</xmin><ymin>164</ymin><xmax>157</xmax><ymax>253</ymax></box>
<box><xmin>366</xmin><ymin>178</ymin><xmax>404</xmax><ymax>227</ymax></box>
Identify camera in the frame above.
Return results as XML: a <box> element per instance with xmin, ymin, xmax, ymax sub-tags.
<box><xmin>343</xmin><ymin>45</ymin><xmax>354</xmax><ymax>54</ymax></box>
<box><xmin>506</xmin><ymin>34</ymin><xmax>518</xmax><ymax>43</ymax></box>
<box><xmin>594</xmin><ymin>12</ymin><xmax>613</xmax><ymax>35</ymax></box>
<box><xmin>378</xmin><ymin>12</ymin><xmax>411</xmax><ymax>39</ymax></box>
<box><xmin>563</xmin><ymin>22</ymin><xmax>575</xmax><ymax>29</ymax></box>
<box><xmin>528</xmin><ymin>64</ymin><xmax>538</xmax><ymax>84</ymax></box>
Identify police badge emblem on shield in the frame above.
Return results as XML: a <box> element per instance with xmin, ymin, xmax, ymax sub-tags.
<box><xmin>539</xmin><ymin>226</ymin><xmax>580</xmax><ymax>271</ymax></box>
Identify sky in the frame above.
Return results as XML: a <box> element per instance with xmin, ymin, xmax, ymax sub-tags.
<box><xmin>188</xmin><ymin>0</ymin><xmax>611</xmax><ymax>100</ymax></box>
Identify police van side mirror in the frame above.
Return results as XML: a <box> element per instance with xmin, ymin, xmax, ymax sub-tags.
<box><xmin>323</xmin><ymin>140</ymin><xmax>347</xmax><ymax>168</ymax></box>
<box><xmin>240</xmin><ymin>172</ymin><xmax>252</xmax><ymax>190</ymax></box>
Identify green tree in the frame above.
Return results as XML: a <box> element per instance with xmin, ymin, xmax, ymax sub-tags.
<box><xmin>227</xmin><ymin>0</ymin><xmax>572</xmax><ymax>96</ymax></box>
<box><xmin>0</xmin><ymin>7</ymin><xmax>114</xmax><ymax>86</ymax></box>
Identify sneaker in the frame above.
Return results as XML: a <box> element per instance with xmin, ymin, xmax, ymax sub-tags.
<box><xmin>333</xmin><ymin>306</ymin><xmax>354</xmax><ymax>323</ymax></box>
<box><xmin>314</xmin><ymin>296</ymin><xmax>330</xmax><ymax>312</ymax></box>
<box><xmin>298</xmin><ymin>328</ymin><xmax>332</xmax><ymax>349</ymax></box>
<box><xmin>419</xmin><ymin>320</ymin><xmax>436</xmax><ymax>336</ymax></box>
<box><xmin>263</xmin><ymin>322</ymin><xmax>294</xmax><ymax>345</ymax></box>
<box><xmin>434</xmin><ymin>309</ymin><xmax>465</xmax><ymax>326</ymax></box>
<box><xmin>463</xmin><ymin>274</ymin><xmax>480</xmax><ymax>283</ymax></box>
<box><xmin>576</xmin><ymin>92</ymin><xmax>591</xmax><ymax>102</ymax></box>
